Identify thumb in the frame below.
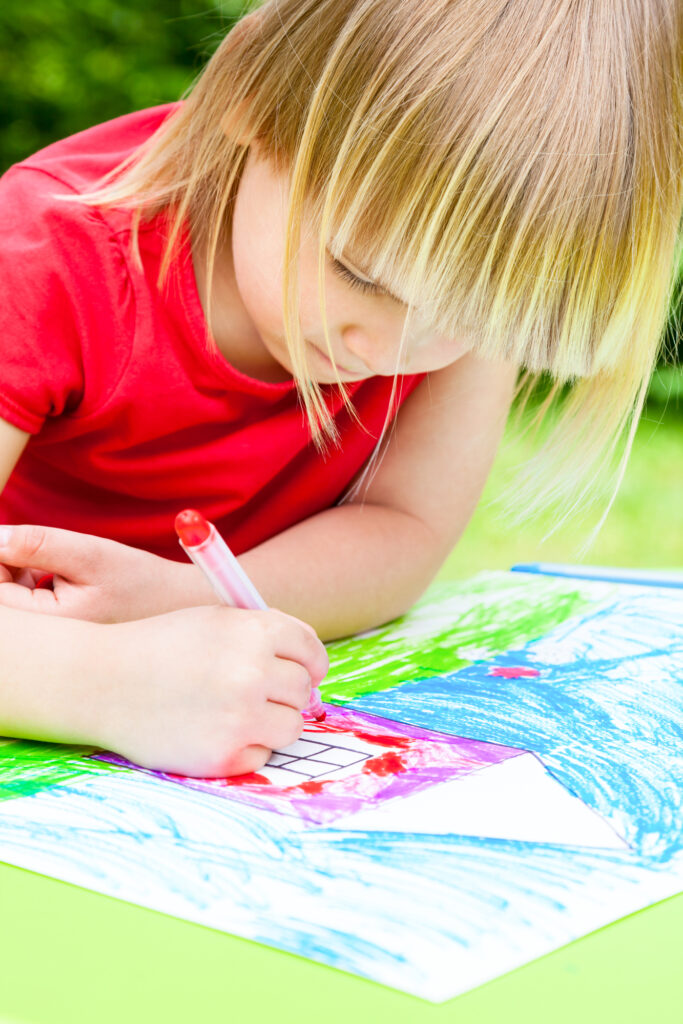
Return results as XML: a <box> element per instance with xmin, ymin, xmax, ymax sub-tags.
<box><xmin>0</xmin><ymin>523</ymin><xmax>97</xmax><ymax>581</ymax></box>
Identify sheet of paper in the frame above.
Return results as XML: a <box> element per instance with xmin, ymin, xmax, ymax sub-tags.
<box><xmin>1</xmin><ymin>572</ymin><xmax>681</xmax><ymax>1002</ymax></box>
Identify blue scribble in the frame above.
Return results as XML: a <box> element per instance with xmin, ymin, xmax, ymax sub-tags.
<box><xmin>350</xmin><ymin>591</ymin><xmax>683</xmax><ymax>862</ymax></box>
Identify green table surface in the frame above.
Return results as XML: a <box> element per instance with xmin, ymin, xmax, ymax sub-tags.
<box><xmin>0</xmin><ymin>859</ymin><xmax>681</xmax><ymax>1024</ymax></box>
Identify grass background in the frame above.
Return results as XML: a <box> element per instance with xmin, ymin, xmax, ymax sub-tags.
<box><xmin>2</xmin><ymin>0</ymin><xmax>681</xmax><ymax>576</ymax></box>
<box><xmin>441</xmin><ymin>390</ymin><xmax>683</xmax><ymax>579</ymax></box>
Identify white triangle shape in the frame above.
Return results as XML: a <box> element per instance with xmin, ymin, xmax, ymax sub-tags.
<box><xmin>330</xmin><ymin>752</ymin><xmax>629</xmax><ymax>850</ymax></box>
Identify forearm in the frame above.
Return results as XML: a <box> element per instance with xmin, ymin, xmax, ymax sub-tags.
<box><xmin>238</xmin><ymin>504</ymin><xmax>444</xmax><ymax>641</ymax></box>
<box><xmin>0</xmin><ymin>606</ymin><xmax>104</xmax><ymax>745</ymax></box>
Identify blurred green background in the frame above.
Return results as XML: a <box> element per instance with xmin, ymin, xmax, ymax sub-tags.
<box><xmin>1</xmin><ymin>0</ymin><xmax>681</xmax><ymax>573</ymax></box>
<box><xmin>0</xmin><ymin>0</ymin><xmax>245</xmax><ymax>168</ymax></box>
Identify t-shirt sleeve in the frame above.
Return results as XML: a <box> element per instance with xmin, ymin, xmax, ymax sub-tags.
<box><xmin>0</xmin><ymin>165</ymin><xmax>131</xmax><ymax>434</ymax></box>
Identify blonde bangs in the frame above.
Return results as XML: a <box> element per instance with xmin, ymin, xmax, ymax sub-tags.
<box><xmin>81</xmin><ymin>0</ymin><xmax>682</xmax><ymax>516</ymax></box>
<box><xmin>279</xmin><ymin>0</ymin><xmax>682</xmax><ymax>509</ymax></box>
<box><xmin>299</xmin><ymin>0</ymin><xmax>679</xmax><ymax>373</ymax></box>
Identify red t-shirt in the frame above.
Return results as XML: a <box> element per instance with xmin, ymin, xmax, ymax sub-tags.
<box><xmin>0</xmin><ymin>106</ymin><xmax>423</xmax><ymax>561</ymax></box>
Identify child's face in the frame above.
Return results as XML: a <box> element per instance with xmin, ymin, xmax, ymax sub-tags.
<box><xmin>231</xmin><ymin>146</ymin><xmax>472</xmax><ymax>383</ymax></box>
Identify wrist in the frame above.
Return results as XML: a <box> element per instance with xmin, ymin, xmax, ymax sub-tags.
<box><xmin>66</xmin><ymin>620</ymin><xmax>118</xmax><ymax>748</ymax></box>
<box><xmin>137</xmin><ymin>559</ymin><xmax>219</xmax><ymax>618</ymax></box>
<box><xmin>0</xmin><ymin>610</ymin><xmax>109</xmax><ymax>748</ymax></box>
<box><xmin>78</xmin><ymin>619</ymin><xmax>144</xmax><ymax>753</ymax></box>
<box><xmin>175</xmin><ymin>561</ymin><xmax>220</xmax><ymax>609</ymax></box>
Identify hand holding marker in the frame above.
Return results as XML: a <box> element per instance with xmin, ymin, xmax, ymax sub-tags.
<box><xmin>175</xmin><ymin>509</ymin><xmax>326</xmax><ymax>722</ymax></box>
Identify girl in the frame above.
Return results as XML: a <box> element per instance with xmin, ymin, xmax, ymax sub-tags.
<box><xmin>0</xmin><ymin>1</ymin><xmax>680</xmax><ymax>777</ymax></box>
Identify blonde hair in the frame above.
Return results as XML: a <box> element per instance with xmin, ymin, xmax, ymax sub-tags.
<box><xmin>83</xmin><ymin>0</ymin><xmax>683</xmax><ymax>521</ymax></box>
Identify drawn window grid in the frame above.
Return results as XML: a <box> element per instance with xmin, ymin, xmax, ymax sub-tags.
<box><xmin>258</xmin><ymin>735</ymin><xmax>381</xmax><ymax>787</ymax></box>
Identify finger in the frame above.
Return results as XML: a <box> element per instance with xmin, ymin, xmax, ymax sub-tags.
<box><xmin>227</xmin><ymin>745</ymin><xmax>271</xmax><ymax>778</ymax></box>
<box><xmin>0</xmin><ymin>524</ymin><xmax>102</xmax><ymax>581</ymax></box>
<box><xmin>0</xmin><ymin>566</ymin><xmax>35</xmax><ymax>587</ymax></box>
<box><xmin>266</xmin><ymin>659</ymin><xmax>312</xmax><ymax>712</ymax></box>
<box><xmin>256</xmin><ymin>702</ymin><xmax>304</xmax><ymax>753</ymax></box>
<box><xmin>13</xmin><ymin>568</ymin><xmax>45</xmax><ymax>588</ymax></box>
<box><xmin>0</xmin><ymin>578</ymin><xmax>61</xmax><ymax>614</ymax></box>
<box><xmin>265</xmin><ymin>612</ymin><xmax>329</xmax><ymax>686</ymax></box>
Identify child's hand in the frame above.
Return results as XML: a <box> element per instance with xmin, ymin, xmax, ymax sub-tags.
<box><xmin>92</xmin><ymin>605</ymin><xmax>329</xmax><ymax>778</ymax></box>
<box><xmin>0</xmin><ymin>524</ymin><xmax>216</xmax><ymax>622</ymax></box>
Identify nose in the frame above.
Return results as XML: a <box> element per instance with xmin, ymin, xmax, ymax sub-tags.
<box><xmin>341</xmin><ymin>325</ymin><xmax>402</xmax><ymax>376</ymax></box>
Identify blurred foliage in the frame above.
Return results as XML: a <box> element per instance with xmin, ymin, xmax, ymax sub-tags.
<box><xmin>647</xmin><ymin>366</ymin><xmax>683</xmax><ymax>411</ymax></box>
<box><xmin>1</xmin><ymin>0</ymin><xmax>681</xmax><ymax>370</ymax></box>
<box><xmin>0</xmin><ymin>0</ymin><xmax>245</xmax><ymax>172</ymax></box>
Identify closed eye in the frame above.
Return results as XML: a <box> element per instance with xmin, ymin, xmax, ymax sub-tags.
<box><xmin>329</xmin><ymin>256</ymin><xmax>385</xmax><ymax>297</ymax></box>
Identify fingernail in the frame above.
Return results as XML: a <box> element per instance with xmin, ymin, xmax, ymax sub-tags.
<box><xmin>0</xmin><ymin>526</ymin><xmax>11</xmax><ymax>546</ymax></box>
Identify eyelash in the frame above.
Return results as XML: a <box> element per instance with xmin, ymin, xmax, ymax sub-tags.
<box><xmin>330</xmin><ymin>257</ymin><xmax>383</xmax><ymax>296</ymax></box>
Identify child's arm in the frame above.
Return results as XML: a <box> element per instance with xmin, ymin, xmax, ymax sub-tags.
<box><xmin>240</xmin><ymin>352</ymin><xmax>516</xmax><ymax>639</ymax></box>
<box><xmin>0</xmin><ymin>352</ymin><xmax>513</xmax><ymax>639</ymax></box>
<box><xmin>0</xmin><ymin>418</ymin><xmax>328</xmax><ymax>774</ymax></box>
<box><xmin>0</xmin><ymin>601</ymin><xmax>326</xmax><ymax>776</ymax></box>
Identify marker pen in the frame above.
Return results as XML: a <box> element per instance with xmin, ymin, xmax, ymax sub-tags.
<box><xmin>175</xmin><ymin>509</ymin><xmax>326</xmax><ymax>721</ymax></box>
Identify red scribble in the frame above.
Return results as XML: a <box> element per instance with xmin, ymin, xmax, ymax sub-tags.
<box><xmin>363</xmin><ymin>752</ymin><xmax>407</xmax><ymax>777</ymax></box>
<box><xmin>298</xmin><ymin>780</ymin><xmax>327</xmax><ymax>794</ymax></box>
<box><xmin>351</xmin><ymin>729</ymin><xmax>413</xmax><ymax>749</ymax></box>
<box><xmin>228</xmin><ymin>772</ymin><xmax>272</xmax><ymax>786</ymax></box>
<box><xmin>302</xmin><ymin>718</ymin><xmax>414</xmax><ymax>748</ymax></box>
<box><xmin>489</xmin><ymin>666</ymin><xmax>540</xmax><ymax>679</ymax></box>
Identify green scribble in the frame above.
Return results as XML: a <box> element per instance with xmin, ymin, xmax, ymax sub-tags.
<box><xmin>322</xmin><ymin>572</ymin><xmax>602</xmax><ymax>703</ymax></box>
<box><xmin>0</xmin><ymin>739</ymin><xmax>126</xmax><ymax>803</ymax></box>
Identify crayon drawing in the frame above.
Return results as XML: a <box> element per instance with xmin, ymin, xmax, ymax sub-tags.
<box><xmin>0</xmin><ymin>571</ymin><xmax>681</xmax><ymax>1002</ymax></box>
<box><xmin>95</xmin><ymin>706</ymin><xmax>531</xmax><ymax>825</ymax></box>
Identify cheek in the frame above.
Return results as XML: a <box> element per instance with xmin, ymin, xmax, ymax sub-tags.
<box><xmin>407</xmin><ymin>334</ymin><xmax>472</xmax><ymax>372</ymax></box>
<box><xmin>232</xmin><ymin>231</ymin><xmax>284</xmax><ymax>327</ymax></box>
<box><xmin>231</xmin><ymin>170</ymin><xmax>287</xmax><ymax>328</ymax></box>
<box><xmin>290</xmin><ymin>244</ymin><xmax>334</xmax><ymax>329</ymax></box>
